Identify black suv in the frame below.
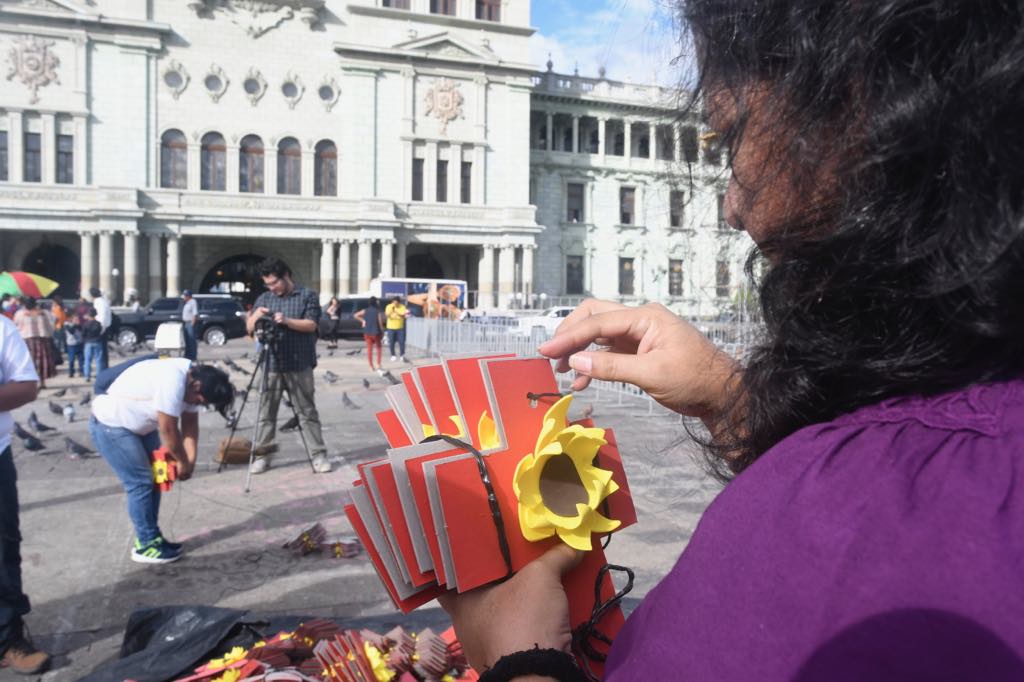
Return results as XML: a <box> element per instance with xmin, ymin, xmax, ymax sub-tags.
<box><xmin>318</xmin><ymin>296</ymin><xmax>372</xmax><ymax>340</ymax></box>
<box><xmin>115</xmin><ymin>295</ymin><xmax>247</xmax><ymax>348</ymax></box>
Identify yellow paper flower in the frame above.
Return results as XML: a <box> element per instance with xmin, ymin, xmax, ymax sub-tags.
<box><xmin>213</xmin><ymin>669</ymin><xmax>242</xmax><ymax>682</ymax></box>
<box><xmin>364</xmin><ymin>642</ymin><xmax>396</xmax><ymax>682</ymax></box>
<box><xmin>477</xmin><ymin>411</ymin><xmax>500</xmax><ymax>450</ymax></box>
<box><xmin>152</xmin><ymin>459</ymin><xmax>169</xmax><ymax>484</ymax></box>
<box><xmin>422</xmin><ymin>415</ymin><xmax>466</xmax><ymax>440</ymax></box>
<box><xmin>513</xmin><ymin>395</ymin><xmax>620</xmax><ymax>551</ymax></box>
<box><xmin>205</xmin><ymin>646</ymin><xmax>247</xmax><ymax>671</ymax></box>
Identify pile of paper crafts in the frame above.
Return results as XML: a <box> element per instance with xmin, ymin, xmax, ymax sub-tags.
<box><xmin>173</xmin><ymin>619</ymin><xmax>476</xmax><ymax>682</ymax></box>
<box><xmin>345</xmin><ymin>355</ymin><xmax>637</xmax><ymax>676</ymax></box>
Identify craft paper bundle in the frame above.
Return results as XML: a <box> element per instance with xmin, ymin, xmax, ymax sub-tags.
<box><xmin>346</xmin><ymin>355</ymin><xmax>637</xmax><ymax>675</ymax></box>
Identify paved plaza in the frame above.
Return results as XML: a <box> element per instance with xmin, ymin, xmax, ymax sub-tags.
<box><xmin>2</xmin><ymin>339</ymin><xmax>724</xmax><ymax>681</ymax></box>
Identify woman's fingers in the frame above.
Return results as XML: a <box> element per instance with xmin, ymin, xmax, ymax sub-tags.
<box><xmin>539</xmin><ymin>306</ymin><xmax>652</xmax><ymax>364</ymax></box>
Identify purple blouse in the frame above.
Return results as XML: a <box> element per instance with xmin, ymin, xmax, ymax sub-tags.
<box><xmin>605</xmin><ymin>378</ymin><xmax>1024</xmax><ymax>681</ymax></box>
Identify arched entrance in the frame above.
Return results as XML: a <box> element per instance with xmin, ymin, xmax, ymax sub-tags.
<box><xmin>21</xmin><ymin>244</ymin><xmax>79</xmax><ymax>300</ymax></box>
<box><xmin>199</xmin><ymin>254</ymin><xmax>288</xmax><ymax>306</ymax></box>
<box><xmin>406</xmin><ymin>252</ymin><xmax>445</xmax><ymax>279</ymax></box>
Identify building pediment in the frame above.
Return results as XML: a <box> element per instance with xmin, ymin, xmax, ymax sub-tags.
<box><xmin>335</xmin><ymin>30</ymin><xmax>535</xmax><ymax>75</ymax></box>
<box><xmin>2</xmin><ymin>0</ymin><xmax>95</xmax><ymax>15</ymax></box>
<box><xmin>392</xmin><ymin>32</ymin><xmax>497</xmax><ymax>63</ymax></box>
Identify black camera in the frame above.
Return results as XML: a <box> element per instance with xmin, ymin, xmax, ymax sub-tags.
<box><xmin>253</xmin><ymin>316</ymin><xmax>283</xmax><ymax>345</ymax></box>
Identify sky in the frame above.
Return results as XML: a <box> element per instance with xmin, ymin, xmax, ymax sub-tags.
<box><xmin>529</xmin><ymin>0</ymin><xmax>691</xmax><ymax>87</ymax></box>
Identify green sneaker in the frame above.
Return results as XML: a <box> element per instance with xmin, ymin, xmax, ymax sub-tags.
<box><xmin>131</xmin><ymin>537</ymin><xmax>182</xmax><ymax>564</ymax></box>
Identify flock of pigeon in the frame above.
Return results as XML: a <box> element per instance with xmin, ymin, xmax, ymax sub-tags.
<box><xmin>13</xmin><ymin>385</ymin><xmax>95</xmax><ymax>458</ymax></box>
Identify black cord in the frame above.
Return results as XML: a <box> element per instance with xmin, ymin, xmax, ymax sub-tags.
<box><xmin>419</xmin><ymin>434</ymin><xmax>513</xmax><ymax>578</ymax></box>
<box><xmin>571</xmin><ymin>563</ymin><xmax>635</xmax><ymax>681</ymax></box>
<box><xmin>526</xmin><ymin>391</ymin><xmax>567</xmax><ymax>407</ymax></box>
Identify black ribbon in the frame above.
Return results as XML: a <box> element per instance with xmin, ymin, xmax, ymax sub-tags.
<box><xmin>571</xmin><ymin>563</ymin><xmax>636</xmax><ymax>681</ymax></box>
<box><xmin>526</xmin><ymin>391</ymin><xmax>567</xmax><ymax>407</ymax></box>
<box><xmin>420</xmin><ymin>433</ymin><xmax>514</xmax><ymax>579</ymax></box>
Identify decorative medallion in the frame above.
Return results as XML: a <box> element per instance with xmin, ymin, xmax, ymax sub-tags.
<box><xmin>281</xmin><ymin>70</ymin><xmax>305</xmax><ymax>109</ymax></box>
<box><xmin>317</xmin><ymin>75</ymin><xmax>340</xmax><ymax>112</ymax></box>
<box><xmin>423</xmin><ymin>78</ymin><xmax>463</xmax><ymax>136</ymax></box>
<box><xmin>203</xmin><ymin>63</ymin><xmax>229</xmax><ymax>102</ymax></box>
<box><xmin>242</xmin><ymin>67</ymin><xmax>267</xmax><ymax>106</ymax></box>
<box><xmin>161</xmin><ymin>59</ymin><xmax>190</xmax><ymax>99</ymax></box>
<box><xmin>5</xmin><ymin>35</ymin><xmax>60</xmax><ymax>105</ymax></box>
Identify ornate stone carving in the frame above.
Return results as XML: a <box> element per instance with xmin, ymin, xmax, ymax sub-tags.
<box><xmin>281</xmin><ymin>71</ymin><xmax>305</xmax><ymax>109</ymax></box>
<box><xmin>203</xmin><ymin>63</ymin><xmax>229</xmax><ymax>102</ymax></box>
<box><xmin>423</xmin><ymin>78</ymin><xmax>463</xmax><ymax>136</ymax></box>
<box><xmin>242</xmin><ymin>67</ymin><xmax>267</xmax><ymax>106</ymax></box>
<box><xmin>5</xmin><ymin>35</ymin><xmax>60</xmax><ymax>104</ymax></box>
<box><xmin>189</xmin><ymin>0</ymin><xmax>325</xmax><ymax>39</ymax></box>
<box><xmin>317</xmin><ymin>75</ymin><xmax>340</xmax><ymax>112</ymax></box>
<box><xmin>161</xmin><ymin>59</ymin><xmax>190</xmax><ymax>99</ymax></box>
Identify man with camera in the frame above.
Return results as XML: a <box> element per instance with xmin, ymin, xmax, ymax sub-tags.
<box><xmin>246</xmin><ymin>258</ymin><xmax>332</xmax><ymax>475</ymax></box>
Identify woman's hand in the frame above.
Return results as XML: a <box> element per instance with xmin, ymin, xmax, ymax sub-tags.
<box><xmin>439</xmin><ymin>544</ymin><xmax>581</xmax><ymax>674</ymax></box>
<box><xmin>537</xmin><ymin>299</ymin><xmax>741</xmax><ymax>425</ymax></box>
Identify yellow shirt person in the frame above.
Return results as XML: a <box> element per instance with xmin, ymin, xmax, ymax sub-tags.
<box><xmin>385</xmin><ymin>300</ymin><xmax>408</xmax><ymax>330</ymax></box>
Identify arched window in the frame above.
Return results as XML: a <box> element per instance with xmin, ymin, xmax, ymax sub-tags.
<box><xmin>277</xmin><ymin>137</ymin><xmax>301</xmax><ymax>195</ymax></box>
<box><xmin>160</xmin><ymin>129</ymin><xmax>187</xmax><ymax>189</ymax></box>
<box><xmin>200</xmin><ymin>132</ymin><xmax>226</xmax><ymax>191</ymax></box>
<box><xmin>314</xmin><ymin>139</ymin><xmax>337</xmax><ymax>197</ymax></box>
<box><xmin>239</xmin><ymin>134</ymin><xmax>264</xmax><ymax>193</ymax></box>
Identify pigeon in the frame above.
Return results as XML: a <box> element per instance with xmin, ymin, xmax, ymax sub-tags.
<box><xmin>48</xmin><ymin>400</ymin><xmax>64</xmax><ymax>416</ymax></box>
<box><xmin>13</xmin><ymin>422</ymin><xmax>32</xmax><ymax>440</ymax></box>
<box><xmin>580</xmin><ymin>404</ymin><xmax>594</xmax><ymax>420</ymax></box>
<box><xmin>28</xmin><ymin>412</ymin><xmax>53</xmax><ymax>433</ymax></box>
<box><xmin>223</xmin><ymin>358</ymin><xmax>250</xmax><ymax>375</ymax></box>
<box><xmin>381</xmin><ymin>370</ymin><xmax>401</xmax><ymax>386</ymax></box>
<box><xmin>241</xmin><ymin>352</ymin><xmax>249</xmax><ymax>360</ymax></box>
<box><xmin>224</xmin><ymin>411</ymin><xmax>239</xmax><ymax>429</ymax></box>
<box><xmin>63</xmin><ymin>403</ymin><xmax>76</xmax><ymax>423</ymax></box>
<box><xmin>345</xmin><ymin>348</ymin><xmax>362</xmax><ymax>356</ymax></box>
<box><xmin>324</xmin><ymin>370</ymin><xmax>339</xmax><ymax>384</ymax></box>
<box><xmin>342</xmin><ymin>392</ymin><xmax>361</xmax><ymax>410</ymax></box>
<box><xmin>362</xmin><ymin>378</ymin><xmax>371</xmax><ymax>390</ymax></box>
<box><xmin>22</xmin><ymin>436</ymin><xmax>44</xmax><ymax>452</ymax></box>
<box><xmin>280</xmin><ymin>415</ymin><xmax>300</xmax><ymax>432</ymax></box>
<box><xmin>64</xmin><ymin>437</ymin><xmax>93</xmax><ymax>458</ymax></box>
<box><xmin>53</xmin><ymin>387</ymin><xmax>67</xmax><ymax>398</ymax></box>
<box><xmin>328</xmin><ymin>350</ymin><xmax>335</xmax><ymax>357</ymax></box>
<box><xmin>79</xmin><ymin>391</ymin><xmax>91</xmax><ymax>406</ymax></box>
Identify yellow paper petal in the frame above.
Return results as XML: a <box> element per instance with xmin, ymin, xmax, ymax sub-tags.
<box><xmin>477</xmin><ymin>411</ymin><xmax>500</xmax><ymax>450</ymax></box>
<box><xmin>365</xmin><ymin>642</ymin><xmax>395</xmax><ymax>682</ymax></box>
<box><xmin>556</xmin><ymin>522</ymin><xmax>596</xmax><ymax>551</ymax></box>
<box><xmin>447</xmin><ymin>414</ymin><xmax>466</xmax><ymax>439</ymax></box>
<box><xmin>422</xmin><ymin>423</ymin><xmax>437</xmax><ymax>439</ymax></box>
<box><xmin>534</xmin><ymin>395</ymin><xmax>574</xmax><ymax>453</ymax></box>
<box><xmin>213</xmin><ymin>670</ymin><xmax>241</xmax><ymax>682</ymax></box>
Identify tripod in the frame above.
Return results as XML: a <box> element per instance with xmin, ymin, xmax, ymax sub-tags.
<box><xmin>218</xmin><ymin>336</ymin><xmax>318</xmax><ymax>492</ymax></box>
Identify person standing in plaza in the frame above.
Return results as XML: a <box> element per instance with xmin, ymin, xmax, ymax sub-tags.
<box><xmin>245</xmin><ymin>258</ymin><xmax>332</xmax><ymax>475</ymax></box>
<box><xmin>0</xmin><ymin>315</ymin><xmax>51</xmax><ymax>674</ymax></box>
<box><xmin>81</xmin><ymin>307</ymin><xmax>105</xmax><ymax>382</ymax></box>
<box><xmin>89</xmin><ymin>288</ymin><xmax>111</xmax><ymax>371</ymax></box>
<box><xmin>324</xmin><ymin>296</ymin><xmax>340</xmax><ymax>349</ymax></box>
<box><xmin>49</xmin><ymin>295</ymin><xmax>67</xmax><ymax>358</ymax></box>
<box><xmin>385</xmin><ymin>296</ymin><xmax>409</xmax><ymax>363</ymax></box>
<box><xmin>181</xmin><ymin>290</ymin><xmax>198</xmax><ymax>361</ymax></box>
<box><xmin>12</xmin><ymin>298</ymin><xmax>55</xmax><ymax>390</ymax></box>
<box><xmin>354</xmin><ymin>296</ymin><xmax>385</xmax><ymax>372</ymax></box>
<box><xmin>89</xmin><ymin>358</ymin><xmax>234</xmax><ymax>563</ymax></box>
<box><xmin>64</xmin><ymin>315</ymin><xmax>84</xmax><ymax>379</ymax></box>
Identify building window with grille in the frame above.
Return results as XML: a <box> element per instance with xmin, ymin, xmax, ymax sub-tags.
<box><xmin>277</xmin><ymin>137</ymin><xmax>301</xmax><ymax>195</ymax></box>
<box><xmin>460</xmin><ymin>161</ymin><xmax>472</xmax><ymax>203</ymax></box>
<box><xmin>23</xmin><ymin>132</ymin><xmax>41</xmax><ymax>183</ymax></box>
<box><xmin>620</xmin><ymin>186</ymin><xmax>635</xmax><ymax>225</ymax></box>
<box><xmin>383</xmin><ymin>0</ymin><xmax>410</xmax><ymax>7</ymax></box>
<box><xmin>436</xmin><ymin>159</ymin><xmax>448</xmax><ymax>202</ymax></box>
<box><xmin>200</xmin><ymin>132</ymin><xmax>226</xmax><ymax>191</ymax></box>
<box><xmin>716</xmin><ymin>259</ymin><xmax>731</xmax><ymax>298</ymax></box>
<box><xmin>566</xmin><ymin>183</ymin><xmax>584</xmax><ymax>222</ymax></box>
<box><xmin>412</xmin><ymin>158</ymin><xmax>424</xmax><ymax>201</ymax></box>
<box><xmin>160</xmin><ymin>129</ymin><xmax>187</xmax><ymax>189</ymax></box>
<box><xmin>56</xmin><ymin>134</ymin><xmax>74</xmax><ymax>184</ymax></box>
<box><xmin>717</xmin><ymin>193</ymin><xmax>727</xmax><ymax>229</ymax></box>
<box><xmin>670</xmin><ymin>190</ymin><xmax>684</xmax><ymax>228</ymax></box>
<box><xmin>681</xmin><ymin>126</ymin><xmax>699</xmax><ymax>162</ymax></box>
<box><xmin>476</xmin><ymin>0</ymin><xmax>500</xmax><ymax>20</ymax></box>
<box><xmin>668</xmin><ymin>259</ymin><xmax>683</xmax><ymax>296</ymax></box>
<box><xmin>430</xmin><ymin>0</ymin><xmax>456</xmax><ymax>15</ymax></box>
<box><xmin>618</xmin><ymin>257</ymin><xmax>635</xmax><ymax>296</ymax></box>
<box><xmin>239</xmin><ymin>134</ymin><xmax>264</xmax><ymax>193</ymax></box>
<box><xmin>566</xmin><ymin>255</ymin><xmax>584</xmax><ymax>295</ymax></box>
<box><xmin>314</xmin><ymin>139</ymin><xmax>337</xmax><ymax>196</ymax></box>
<box><xmin>0</xmin><ymin>131</ymin><xmax>7</xmax><ymax>182</ymax></box>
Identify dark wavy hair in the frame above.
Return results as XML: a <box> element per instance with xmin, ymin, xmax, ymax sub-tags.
<box><xmin>258</xmin><ymin>257</ymin><xmax>292</xmax><ymax>280</ymax></box>
<box><xmin>682</xmin><ymin>0</ymin><xmax>1024</xmax><ymax>477</ymax></box>
<box><xmin>190</xmin><ymin>364</ymin><xmax>235</xmax><ymax>418</ymax></box>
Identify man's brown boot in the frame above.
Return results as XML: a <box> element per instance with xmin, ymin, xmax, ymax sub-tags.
<box><xmin>2</xmin><ymin>635</ymin><xmax>51</xmax><ymax>675</ymax></box>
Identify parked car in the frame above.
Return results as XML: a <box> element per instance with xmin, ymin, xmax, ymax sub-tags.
<box><xmin>318</xmin><ymin>296</ymin><xmax>372</xmax><ymax>340</ymax></box>
<box><xmin>514</xmin><ymin>306</ymin><xmax>577</xmax><ymax>336</ymax></box>
<box><xmin>114</xmin><ymin>294</ymin><xmax>247</xmax><ymax>348</ymax></box>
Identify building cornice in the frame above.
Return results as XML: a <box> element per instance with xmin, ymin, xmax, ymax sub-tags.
<box><xmin>345</xmin><ymin>3</ymin><xmax>534</xmax><ymax>37</ymax></box>
<box><xmin>0</xmin><ymin>5</ymin><xmax>172</xmax><ymax>37</ymax></box>
<box><xmin>334</xmin><ymin>41</ymin><xmax>536</xmax><ymax>76</ymax></box>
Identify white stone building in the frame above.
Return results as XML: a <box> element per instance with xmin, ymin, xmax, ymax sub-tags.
<box><xmin>0</xmin><ymin>0</ymin><xmax>750</xmax><ymax>315</ymax></box>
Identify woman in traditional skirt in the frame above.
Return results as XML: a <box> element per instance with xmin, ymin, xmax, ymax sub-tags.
<box><xmin>13</xmin><ymin>296</ymin><xmax>56</xmax><ymax>388</ymax></box>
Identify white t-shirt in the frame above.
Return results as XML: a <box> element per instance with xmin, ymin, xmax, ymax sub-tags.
<box><xmin>182</xmin><ymin>298</ymin><xmax>198</xmax><ymax>325</ymax></box>
<box><xmin>91</xmin><ymin>358</ymin><xmax>201</xmax><ymax>435</ymax></box>
<box><xmin>94</xmin><ymin>295</ymin><xmax>112</xmax><ymax>331</ymax></box>
<box><xmin>0</xmin><ymin>316</ymin><xmax>40</xmax><ymax>453</ymax></box>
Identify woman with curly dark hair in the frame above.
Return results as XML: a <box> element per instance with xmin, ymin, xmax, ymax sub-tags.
<box><xmin>439</xmin><ymin>1</ymin><xmax>1024</xmax><ymax>680</ymax></box>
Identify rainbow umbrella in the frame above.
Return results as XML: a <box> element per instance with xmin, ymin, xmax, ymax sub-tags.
<box><xmin>0</xmin><ymin>271</ymin><xmax>60</xmax><ymax>299</ymax></box>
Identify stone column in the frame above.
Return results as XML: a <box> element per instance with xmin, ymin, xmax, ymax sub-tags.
<box><xmin>123</xmin><ymin>232</ymin><xmax>139</xmax><ymax>299</ymax></box>
<box><xmin>356</xmin><ymin>239</ymin><xmax>372</xmax><ymax>293</ymax></box>
<box><xmin>522</xmin><ymin>244</ymin><xmax>534</xmax><ymax>307</ymax></box>
<box><xmin>265</xmin><ymin>142</ymin><xmax>278</xmax><ymax>195</ymax></box>
<box><xmin>337</xmin><ymin>240</ymin><xmax>351</xmax><ymax>294</ymax></box>
<box><xmin>396</xmin><ymin>240</ymin><xmax>408</xmax><ymax>277</ymax></box>
<box><xmin>478</xmin><ymin>244</ymin><xmax>494</xmax><ymax>308</ymax></box>
<box><xmin>497</xmin><ymin>245</ymin><xmax>515</xmax><ymax>309</ymax></box>
<box><xmin>319</xmin><ymin>239</ymin><xmax>335</xmax><ymax>299</ymax></box>
<box><xmin>571</xmin><ymin>116</ymin><xmax>580</xmax><ymax>154</ymax></box>
<box><xmin>226</xmin><ymin>141</ymin><xmax>240</xmax><ymax>193</ymax></box>
<box><xmin>649</xmin><ymin>122</ymin><xmax>657</xmax><ymax>161</ymax></box>
<box><xmin>80</xmin><ymin>232</ymin><xmax>95</xmax><ymax>294</ymax></box>
<box><xmin>186</xmin><ymin>141</ymin><xmax>200</xmax><ymax>191</ymax></box>
<box><xmin>98</xmin><ymin>231</ymin><xmax>114</xmax><ymax>296</ymax></box>
<box><xmin>545</xmin><ymin>112</ymin><xmax>553</xmax><ymax>151</ymax></box>
<box><xmin>41</xmin><ymin>113</ymin><xmax>56</xmax><ymax>184</ymax></box>
<box><xmin>624</xmin><ymin>120</ymin><xmax>632</xmax><ymax>160</ymax></box>
<box><xmin>598</xmin><ymin>117</ymin><xmax>606</xmax><ymax>159</ymax></box>
<box><xmin>148</xmin><ymin>233</ymin><xmax>163</xmax><ymax>299</ymax></box>
<box><xmin>166</xmin><ymin>234</ymin><xmax>180</xmax><ymax>296</ymax></box>
<box><xmin>380</xmin><ymin>239</ymin><xmax>394</xmax><ymax>278</ymax></box>
<box><xmin>8</xmin><ymin>111</ymin><xmax>23</xmax><ymax>183</ymax></box>
<box><xmin>301</xmin><ymin>147</ymin><xmax>314</xmax><ymax>196</ymax></box>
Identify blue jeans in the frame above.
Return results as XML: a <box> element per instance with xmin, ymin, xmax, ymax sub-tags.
<box><xmin>66</xmin><ymin>344</ymin><xmax>83</xmax><ymax>377</ymax></box>
<box><xmin>183</xmin><ymin>324</ymin><xmax>198</xmax><ymax>361</ymax></box>
<box><xmin>83</xmin><ymin>342</ymin><xmax>103</xmax><ymax>379</ymax></box>
<box><xmin>88</xmin><ymin>417</ymin><xmax>163</xmax><ymax>544</ymax></box>
<box><xmin>389</xmin><ymin>327</ymin><xmax>406</xmax><ymax>357</ymax></box>
<box><xmin>0</xmin><ymin>447</ymin><xmax>29</xmax><ymax>653</ymax></box>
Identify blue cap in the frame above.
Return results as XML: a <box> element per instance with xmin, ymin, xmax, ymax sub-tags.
<box><xmin>182</xmin><ymin>289</ymin><xmax>193</xmax><ymax>297</ymax></box>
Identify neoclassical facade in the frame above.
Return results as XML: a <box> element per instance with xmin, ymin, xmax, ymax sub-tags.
<box><xmin>0</xmin><ymin>0</ymin><xmax>749</xmax><ymax>314</ymax></box>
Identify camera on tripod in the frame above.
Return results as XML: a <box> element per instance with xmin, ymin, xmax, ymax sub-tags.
<box><xmin>253</xmin><ymin>316</ymin><xmax>283</xmax><ymax>345</ymax></box>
